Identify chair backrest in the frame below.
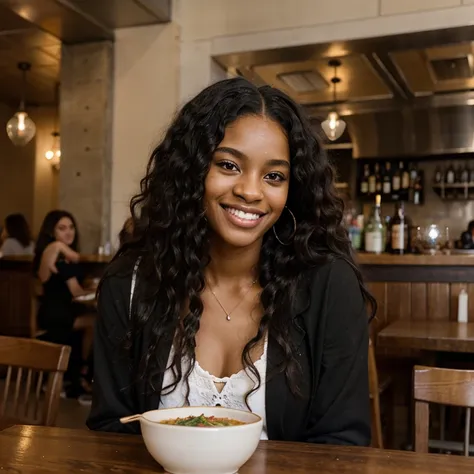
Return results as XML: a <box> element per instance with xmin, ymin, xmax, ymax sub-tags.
<box><xmin>413</xmin><ymin>365</ymin><xmax>474</xmax><ymax>455</ymax></box>
<box><xmin>368</xmin><ymin>338</ymin><xmax>384</xmax><ymax>449</ymax></box>
<box><xmin>0</xmin><ymin>336</ymin><xmax>71</xmax><ymax>426</ymax></box>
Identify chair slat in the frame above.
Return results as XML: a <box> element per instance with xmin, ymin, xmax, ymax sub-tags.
<box><xmin>1</xmin><ymin>366</ymin><xmax>12</xmax><ymax>416</ymax></box>
<box><xmin>414</xmin><ymin>366</ymin><xmax>474</xmax><ymax>456</ymax></box>
<box><xmin>465</xmin><ymin>408</ymin><xmax>471</xmax><ymax>457</ymax></box>
<box><xmin>23</xmin><ymin>369</ymin><xmax>33</xmax><ymax>418</ymax></box>
<box><xmin>0</xmin><ymin>336</ymin><xmax>71</xmax><ymax>427</ymax></box>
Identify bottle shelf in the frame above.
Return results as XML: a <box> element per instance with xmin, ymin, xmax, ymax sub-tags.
<box><xmin>432</xmin><ymin>183</ymin><xmax>474</xmax><ymax>200</ymax></box>
<box><xmin>357</xmin><ymin>192</ymin><xmax>416</xmax><ymax>203</ymax></box>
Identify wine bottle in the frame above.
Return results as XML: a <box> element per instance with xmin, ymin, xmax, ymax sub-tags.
<box><xmin>383</xmin><ymin>162</ymin><xmax>392</xmax><ymax>195</ymax></box>
<box><xmin>401</xmin><ymin>162</ymin><xmax>410</xmax><ymax>189</ymax></box>
<box><xmin>390</xmin><ymin>202</ymin><xmax>411</xmax><ymax>254</ymax></box>
<box><xmin>375</xmin><ymin>163</ymin><xmax>382</xmax><ymax>194</ymax></box>
<box><xmin>360</xmin><ymin>164</ymin><xmax>369</xmax><ymax>196</ymax></box>
<box><xmin>408</xmin><ymin>163</ymin><xmax>417</xmax><ymax>202</ymax></box>
<box><xmin>368</xmin><ymin>164</ymin><xmax>376</xmax><ymax>195</ymax></box>
<box><xmin>364</xmin><ymin>194</ymin><xmax>384</xmax><ymax>254</ymax></box>
<box><xmin>445</xmin><ymin>164</ymin><xmax>455</xmax><ymax>185</ymax></box>
<box><xmin>392</xmin><ymin>162</ymin><xmax>401</xmax><ymax>192</ymax></box>
<box><xmin>413</xmin><ymin>171</ymin><xmax>423</xmax><ymax>205</ymax></box>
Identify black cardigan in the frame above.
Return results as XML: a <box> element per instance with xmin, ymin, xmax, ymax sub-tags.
<box><xmin>86</xmin><ymin>259</ymin><xmax>371</xmax><ymax>446</ymax></box>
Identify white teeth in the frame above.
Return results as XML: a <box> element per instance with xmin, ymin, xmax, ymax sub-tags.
<box><xmin>226</xmin><ymin>207</ymin><xmax>261</xmax><ymax>221</ymax></box>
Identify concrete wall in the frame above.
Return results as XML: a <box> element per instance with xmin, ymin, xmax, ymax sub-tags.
<box><xmin>60</xmin><ymin>42</ymin><xmax>113</xmax><ymax>253</ymax></box>
<box><xmin>110</xmin><ymin>23</ymin><xmax>180</xmax><ymax>245</ymax></box>
<box><xmin>0</xmin><ymin>103</ymin><xmax>35</xmax><ymax>231</ymax></box>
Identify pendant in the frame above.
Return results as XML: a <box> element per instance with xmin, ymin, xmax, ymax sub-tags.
<box><xmin>226</xmin><ymin>315</ymin><xmax>231</xmax><ymax>321</ymax></box>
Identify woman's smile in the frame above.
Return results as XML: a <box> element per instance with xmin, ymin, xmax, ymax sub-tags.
<box><xmin>220</xmin><ymin>204</ymin><xmax>267</xmax><ymax>229</ymax></box>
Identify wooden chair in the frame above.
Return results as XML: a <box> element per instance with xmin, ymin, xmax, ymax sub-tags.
<box><xmin>414</xmin><ymin>365</ymin><xmax>474</xmax><ymax>456</ymax></box>
<box><xmin>0</xmin><ymin>336</ymin><xmax>71</xmax><ymax>427</ymax></box>
<box><xmin>369</xmin><ymin>338</ymin><xmax>392</xmax><ymax>449</ymax></box>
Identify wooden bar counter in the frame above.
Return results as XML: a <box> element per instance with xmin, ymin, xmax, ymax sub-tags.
<box><xmin>0</xmin><ymin>255</ymin><xmax>110</xmax><ymax>337</ymax></box>
<box><xmin>357</xmin><ymin>253</ymin><xmax>474</xmax><ymax>336</ymax></box>
<box><xmin>358</xmin><ymin>252</ymin><xmax>474</xmax><ymax>448</ymax></box>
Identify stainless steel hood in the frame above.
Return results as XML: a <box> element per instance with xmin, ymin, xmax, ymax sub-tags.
<box><xmin>309</xmin><ymin>94</ymin><xmax>474</xmax><ymax>159</ymax></box>
<box><xmin>215</xmin><ymin>26</ymin><xmax>474</xmax><ymax>159</ymax></box>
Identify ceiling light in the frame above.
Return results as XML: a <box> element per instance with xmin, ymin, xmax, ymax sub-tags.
<box><xmin>6</xmin><ymin>62</ymin><xmax>36</xmax><ymax>147</ymax></box>
<box><xmin>321</xmin><ymin>111</ymin><xmax>346</xmax><ymax>141</ymax></box>
<box><xmin>321</xmin><ymin>59</ymin><xmax>347</xmax><ymax>142</ymax></box>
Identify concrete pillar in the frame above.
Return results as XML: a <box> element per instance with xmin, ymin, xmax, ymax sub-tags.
<box><xmin>111</xmin><ymin>24</ymin><xmax>180</xmax><ymax>245</ymax></box>
<box><xmin>59</xmin><ymin>42</ymin><xmax>113</xmax><ymax>253</ymax></box>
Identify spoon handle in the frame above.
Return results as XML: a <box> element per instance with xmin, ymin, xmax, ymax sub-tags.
<box><xmin>120</xmin><ymin>414</ymin><xmax>142</xmax><ymax>424</ymax></box>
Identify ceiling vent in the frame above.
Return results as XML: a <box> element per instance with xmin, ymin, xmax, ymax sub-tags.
<box><xmin>429</xmin><ymin>56</ymin><xmax>473</xmax><ymax>81</ymax></box>
<box><xmin>278</xmin><ymin>71</ymin><xmax>328</xmax><ymax>93</ymax></box>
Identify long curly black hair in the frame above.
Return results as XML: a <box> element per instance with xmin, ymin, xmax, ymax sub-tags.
<box><xmin>105</xmin><ymin>77</ymin><xmax>375</xmax><ymax>403</ymax></box>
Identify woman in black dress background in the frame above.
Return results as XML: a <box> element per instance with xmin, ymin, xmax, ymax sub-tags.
<box><xmin>34</xmin><ymin>210</ymin><xmax>95</xmax><ymax>401</ymax></box>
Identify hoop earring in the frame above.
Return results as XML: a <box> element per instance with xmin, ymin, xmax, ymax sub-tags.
<box><xmin>273</xmin><ymin>206</ymin><xmax>296</xmax><ymax>246</ymax></box>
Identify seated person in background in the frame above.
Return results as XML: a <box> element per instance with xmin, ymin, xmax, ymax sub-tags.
<box><xmin>0</xmin><ymin>213</ymin><xmax>34</xmax><ymax>257</ymax></box>
<box><xmin>33</xmin><ymin>210</ymin><xmax>96</xmax><ymax>403</ymax></box>
<box><xmin>458</xmin><ymin>220</ymin><xmax>474</xmax><ymax>249</ymax></box>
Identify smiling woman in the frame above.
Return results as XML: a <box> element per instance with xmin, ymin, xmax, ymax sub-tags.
<box><xmin>87</xmin><ymin>77</ymin><xmax>375</xmax><ymax>446</ymax></box>
<box><xmin>204</xmin><ymin>116</ymin><xmax>290</xmax><ymax>248</ymax></box>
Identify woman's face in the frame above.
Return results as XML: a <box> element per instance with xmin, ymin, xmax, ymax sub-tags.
<box><xmin>204</xmin><ymin>115</ymin><xmax>290</xmax><ymax>249</ymax></box>
<box><xmin>54</xmin><ymin>217</ymin><xmax>76</xmax><ymax>246</ymax></box>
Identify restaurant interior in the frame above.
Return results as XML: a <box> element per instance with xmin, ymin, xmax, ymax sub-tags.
<box><xmin>2</xmin><ymin>0</ymin><xmax>474</xmax><ymax>472</ymax></box>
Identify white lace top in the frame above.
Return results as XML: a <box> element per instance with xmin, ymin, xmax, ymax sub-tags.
<box><xmin>159</xmin><ymin>337</ymin><xmax>268</xmax><ymax>440</ymax></box>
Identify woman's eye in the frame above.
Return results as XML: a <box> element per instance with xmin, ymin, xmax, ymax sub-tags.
<box><xmin>218</xmin><ymin>161</ymin><xmax>239</xmax><ymax>172</ymax></box>
<box><xmin>266</xmin><ymin>172</ymin><xmax>286</xmax><ymax>182</ymax></box>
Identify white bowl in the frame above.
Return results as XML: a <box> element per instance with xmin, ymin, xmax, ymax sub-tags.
<box><xmin>139</xmin><ymin>406</ymin><xmax>263</xmax><ymax>474</ymax></box>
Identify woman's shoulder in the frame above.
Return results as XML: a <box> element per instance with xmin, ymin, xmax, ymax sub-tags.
<box><xmin>99</xmin><ymin>254</ymin><xmax>138</xmax><ymax>296</ymax></box>
<box><xmin>305</xmin><ymin>256</ymin><xmax>360</xmax><ymax>289</ymax></box>
<box><xmin>1</xmin><ymin>237</ymin><xmax>21</xmax><ymax>253</ymax></box>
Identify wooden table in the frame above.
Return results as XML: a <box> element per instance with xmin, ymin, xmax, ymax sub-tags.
<box><xmin>377</xmin><ymin>321</ymin><xmax>474</xmax><ymax>353</ymax></box>
<box><xmin>1</xmin><ymin>425</ymin><xmax>474</xmax><ymax>473</ymax></box>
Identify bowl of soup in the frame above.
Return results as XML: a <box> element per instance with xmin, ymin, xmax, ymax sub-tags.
<box><xmin>138</xmin><ymin>406</ymin><xmax>263</xmax><ymax>474</ymax></box>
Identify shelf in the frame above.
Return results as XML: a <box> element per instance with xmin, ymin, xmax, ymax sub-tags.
<box><xmin>357</xmin><ymin>192</ymin><xmax>414</xmax><ymax>203</ymax></box>
<box><xmin>432</xmin><ymin>183</ymin><xmax>474</xmax><ymax>200</ymax></box>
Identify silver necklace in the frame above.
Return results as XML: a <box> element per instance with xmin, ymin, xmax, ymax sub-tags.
<box><xmin>206</xmin><ymin>278</ymin><xmax>257</xmax><ymax>321</ymax></box>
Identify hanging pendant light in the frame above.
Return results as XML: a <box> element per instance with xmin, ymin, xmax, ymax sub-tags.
<box><xmin>6</xmin><ymin>62</ymin><xmax>36</xmax><ymax>147</ymax></box>
<box><xmin>321</xmin><ymin>59</ymin><xmax>346</xmax><ymax>141</ymax></box>
<box><xmin>45</xmin><ymin>83</ymin><xmax>61</xmax><ymax>166</ymax></box>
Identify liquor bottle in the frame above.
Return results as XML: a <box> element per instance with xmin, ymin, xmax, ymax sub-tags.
<box><xmin>461</xmin><ymin>164</ymin><xmax>470</xmax><ymax>184</ymax></box>
<box><xmin>401</xmin><ymin>162</ymin><xmax>410</xmax><ymax>192</ymax></box>
<box><xmin>445</xmin><ymin>164</ymin><xmax>455</xmax><ymax>185</ymax></box>
<box><xmin>360</xmin><ymin>164</ymin><xmax>369</xmax><ymax>196</ymax></box>
<box><xmin>383</xmin><ymin>162</ymin><xmax>392</xmax><ymax>195</ymax></box>
<box><xmin>390</xmin><ymin>202</ymin><xmax>411</xmax><ymax>254</ymax></box>
<box><xmin>408</xmin><ymin>163</ymin><xmax>418</xmax><ymax>202</ymax></box>
<box><xmin>413</xmin><ymin>171</ymin><xmax>423</xmax><ymax>205</ymax></box>
<box><xmin>445</xmin><ymin>163</ymin><xmax>456</xmax><ymax>199</ymax></box>
<box><xmin>364</xmin><ymin>194</ymin><xmax>384</xmax><ymax>254</ymax></box>
<box><xmin>434</xmin><ymin>166</ymin><xmax>442</xmax><ymax>184</ymax></box>
<box><xmin>375</xmin><ymin>163</ymin><xmax>382</xmax><ymax>194</ymax></box>
<box><xmin>392</xmin><ymin>162</ymin><xmax>401</xmax><ymax>192</ymax></box>
<box><xmin>368</xmin><ymin>164</ymin><xmax>376</xmax><ymax>195</ymax></box>
<box><xmin>469</xmin><ymin>164</ymin><xmax>474</xmax><ymax>184</ymax></box>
